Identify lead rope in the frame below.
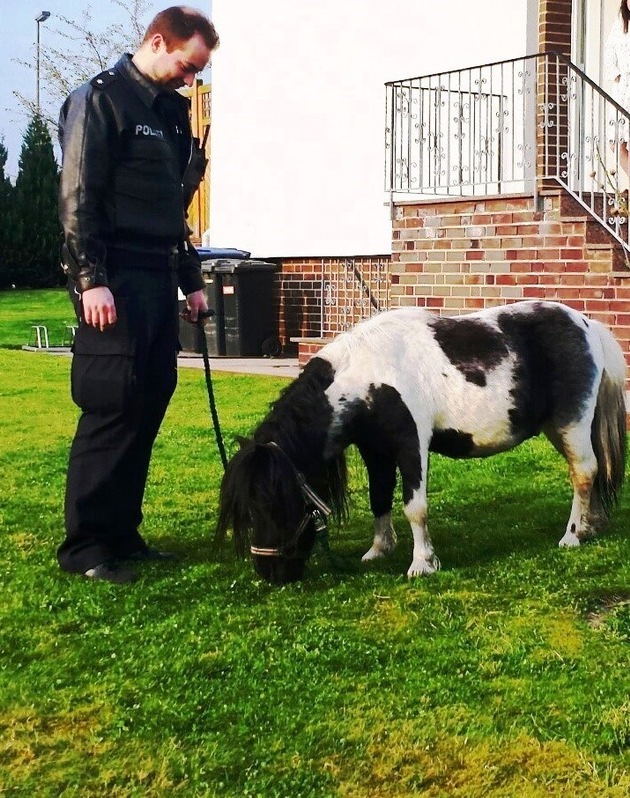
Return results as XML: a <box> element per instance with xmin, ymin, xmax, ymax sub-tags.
<box><xmin>197</xmin><ymin>311</ymin><xmax>228</xmax><ymax>470</ymax></box>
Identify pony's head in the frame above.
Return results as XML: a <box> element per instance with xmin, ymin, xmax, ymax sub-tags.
<box><xmin>216</xmin><ymin>439</ymin><xmax>346</xmax><ymax>584</ymax></box>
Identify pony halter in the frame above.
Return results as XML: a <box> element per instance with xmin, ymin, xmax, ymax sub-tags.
<box><xmin>249</xmin><ymin>442</ymin><xmax>332</xmax><ymax>558</ymax></box>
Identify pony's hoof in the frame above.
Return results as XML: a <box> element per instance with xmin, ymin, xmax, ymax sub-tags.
<box><xmin>407</xmin><ymin>557</ymin><xmax>440</xmax><ymax>577</ymax></box>
<box><xmin>362</xmin><ymin>546</ymin><xmax>386</xmax><ymax>561</ymax></box>
<box><xmin>558</xmin><ymin>531</ymin><xmax>581</xmax><ymax>548</ymax></box>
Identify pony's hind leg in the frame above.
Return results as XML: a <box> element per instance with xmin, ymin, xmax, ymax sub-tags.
<box><xmin>544</xmin><ymin>422</ymin><xmax>600</xmax><ymax>547</ymax></box>
<box><xmin>357</xmin><ymin>446</ymin><xmax>397</xmax><ymax>562</ymax></box>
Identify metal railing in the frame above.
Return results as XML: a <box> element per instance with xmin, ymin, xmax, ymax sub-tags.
<box><xmin>321</xmin><ymin>256</ymin><xmax>390</xmax><ymax>335</ymax></box>
<box><xmin>385</xmin><ymin>52</ymin><xmax>630</xmax><ymax>252</ymax></box>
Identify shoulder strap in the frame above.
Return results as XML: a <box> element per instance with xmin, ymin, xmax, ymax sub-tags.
<box><xmin>90</xmin><ymin>69</ymin><xmax>119</xmax><ymax>89</ymax></box>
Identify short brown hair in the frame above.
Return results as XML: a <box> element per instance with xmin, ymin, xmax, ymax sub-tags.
<box><xmin>144</xmin><ymin>6</ymin><xmax>219</xmax><ymax>51</ymax></box>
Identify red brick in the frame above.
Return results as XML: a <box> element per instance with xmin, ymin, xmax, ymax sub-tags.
<box><xmin>560</xmin><ymin>248</ymin><xmax>584</xmax><ymax>260</ymax></box>
<box><xmin>541</xmin><ymin>261</ymin><xmax>566</xmax><ymax>272</ymax></box>
<box><xmin>537</xmin><ymin>249</ymin><xmax>561</xmax><ymax>260</ymax></box>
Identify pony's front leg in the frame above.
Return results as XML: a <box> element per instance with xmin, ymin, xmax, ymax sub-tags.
<box><xmin>405</xmin><ymin>491</ymin><xmax>439</xmax><ymax>576</ymax></box>
<box><xmin>362</xmin><ymin>512</ymin><xmax>397</xmax><ymax>561</ymax></box>
<box><xmin>357</xmin><ymin>447</ymin><xmax>398</xmax><ymax>562</ymax></box>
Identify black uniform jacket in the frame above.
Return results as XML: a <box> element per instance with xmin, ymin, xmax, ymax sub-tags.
<box><xmin>58</xmin><ymin>54</ymin><xmax>204</xmax><ymax>296</ymax></box>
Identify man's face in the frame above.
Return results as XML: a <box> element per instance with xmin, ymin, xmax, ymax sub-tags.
<box><xmin>150</xmin><ymin>33</ymin><xmax>211</xmax><ymax>90</ymax></box>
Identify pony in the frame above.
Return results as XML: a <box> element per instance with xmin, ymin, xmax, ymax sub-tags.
<box><xmin>217</xmin><ymin>301</ymin><xmax>627</xmax><ymax>584</ymax></box>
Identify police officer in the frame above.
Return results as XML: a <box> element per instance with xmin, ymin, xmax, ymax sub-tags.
<box><xmin>57</xmin><ymin>7</ymin><xmax>220</xmax><ymax>583</ymax></box>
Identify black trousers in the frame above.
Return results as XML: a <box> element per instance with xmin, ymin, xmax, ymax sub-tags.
<box><xmin>58</xmin><ymin>258</ymin><xmax>180</xmax><ymax>573</ymax></box>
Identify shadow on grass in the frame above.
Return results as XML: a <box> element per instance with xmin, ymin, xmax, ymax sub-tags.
<box><xmin>166</xmin><ymin>494</ymin><xmax>629</xmax><ymax>591</ymax></box>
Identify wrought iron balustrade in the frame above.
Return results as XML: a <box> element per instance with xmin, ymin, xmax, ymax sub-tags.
<box><xmin>385</xmin><ymin>52</ymin><xmax>630</xmax><ymax>252</ymax></box>
<box><xmin>321</xmin><ymin>256</ymin><xmax>390</xmax><ymax>336</ymax></box>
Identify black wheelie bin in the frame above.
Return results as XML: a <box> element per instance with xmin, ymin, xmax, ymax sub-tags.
<box><xmin>213</xmin><ymin>259</ymin><xmax>280</xmax><ymax>357</ymax></box>
<box><xmin>178</xmin><ymin>247</ymin><xmax>250</xmax><ymax>355</ymax></box>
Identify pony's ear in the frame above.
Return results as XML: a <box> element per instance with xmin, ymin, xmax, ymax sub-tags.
<box><xmin>235</xmin><ymin>435</ymin><xmax>252</xmax><ymax>449</ymax></box>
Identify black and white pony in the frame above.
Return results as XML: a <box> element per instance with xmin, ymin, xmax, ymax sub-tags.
<box><xmin>217</xmin><ymin>301</ymin><xmax>627</xmax><ymax>584</ymax></box>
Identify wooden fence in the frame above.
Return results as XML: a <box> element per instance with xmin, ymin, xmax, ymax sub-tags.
<box><xmin>181</xmin><ymin>79</ymin><xmax>211</xmax><ymax>243</ymax></box>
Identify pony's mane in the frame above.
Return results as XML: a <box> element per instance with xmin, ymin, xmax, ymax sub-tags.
<box><xmin>257</xmin><ymin>356</ymin><xmax>337</xmax><ymax>445</ymax></box>
<box><xmin>254</xmin><ymin>356</ymin><xmax>348</xmax><ymax>521</ymax></box>
<box><xmin>216</xmin><ymin>441</ymin><xmax>311</xmax><ymax>555</ymax></box>
<box><xmin>216</xmin><ymin>356</ymin><xmax>350</xmax><ymax>555</ymax></box>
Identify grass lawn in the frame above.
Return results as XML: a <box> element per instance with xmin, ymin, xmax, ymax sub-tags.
<box><xmin>0</xmin><ymin>287</ymin><xmax>75</xmax><ymax>349</ymax></box>
<box><xmin>1</xmin><ymin>290</ymin><xmax>629</xmax><ymax>796</ymax></box>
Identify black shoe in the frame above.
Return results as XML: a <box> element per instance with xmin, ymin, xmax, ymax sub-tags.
<box><xmin>127</xmin><ymin>548</ymin><xmax>177</xmax><ymax>562</ymax></box>
<box><xmin>84</xmin><ymin>562</ymin><xmax>138</xmax><ymax>584</ymax></box>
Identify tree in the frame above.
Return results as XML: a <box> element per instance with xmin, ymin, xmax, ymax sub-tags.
<box><xmin>13</xmin><ymin>0</ymin><xmax>153</xmax><ymax>131</ymax></box>
<box><xmin>0</xmin><ymin>140</ymin><xmax>16</xmax><ymax>288</ymax></box>
<box><xmin>12</xmin><ymin>115</ymin><xmax>62</xmax><ymax>288</ymax></box>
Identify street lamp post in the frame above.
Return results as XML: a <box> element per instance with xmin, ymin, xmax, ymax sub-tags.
<box><xmin>35</xmin><ymin>11</ymin><xmax>51</xmax><ymax>113</ymax></box>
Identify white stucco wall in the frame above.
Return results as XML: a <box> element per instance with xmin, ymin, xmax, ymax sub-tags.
<box><xmin>209</xmin><ymin>0</ymin><xmax>530</xmax><ymax>258</ymax></box>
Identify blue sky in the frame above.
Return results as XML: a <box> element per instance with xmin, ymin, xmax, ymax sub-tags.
<box><xmin>0</xmin><ymin>1</ymin><xmax>211</xmax><ymax>179</ymax></box>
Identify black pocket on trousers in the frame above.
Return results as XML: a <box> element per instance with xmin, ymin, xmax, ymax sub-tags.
<box><xmin>71</xmin><ymin>354</ymin><xmax>136</xmax><ymax>415</ymax></box>
<box><xmin>72</xmin><ymin>314</ymin><xmax>135</xmax><ymax>356</ymax></box>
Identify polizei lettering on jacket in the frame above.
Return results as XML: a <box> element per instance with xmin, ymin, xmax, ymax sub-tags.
<box><xmin>135</xmin><ymin>124</ymin><xmax>165</xmax><ymax>138</ymax></box>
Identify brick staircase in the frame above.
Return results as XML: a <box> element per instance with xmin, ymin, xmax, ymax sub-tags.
<box><xmin>559</xmin><ymin>192</ymin><xmax>630</xmax><ymax>274</ymax></box>
<box><xmin>290</xmin><ymin>190</ymin><xmax>630</xmax><ymax>409</ymax></box>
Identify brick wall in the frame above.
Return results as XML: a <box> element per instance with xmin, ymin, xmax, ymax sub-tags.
<box><xmin>274</xmin><ymin>257</ymin><xmax>323</xmax><ymax>355</ymax></box>
<box><xmin>276</xmin><ymin>255</ymin><xmax>390</xmax><ymax>356</ymax></box>
<box><xmin>391</xmin><ymin>192</ymin><xmax>630</xmax><ymax>385</ymax></box>
<box><xmin>538</xmin><ymin>0</ymin><xmax>572</xmax><ymax>54</ymax></box>
<box><xmin>536</xmin><ymin>2</ymin><xmax>573</xmax><ymax>193</ymax></box>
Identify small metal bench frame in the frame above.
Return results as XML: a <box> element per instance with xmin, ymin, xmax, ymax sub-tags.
<box><xmin>63</xmin><ymin>324</ymin><xmax>78</xmax><ymax>347</ymax></box>
<box><xmin>30</xmin><ymin>325</ymin><xmax>50</xmax><ymax>349</ymax></box>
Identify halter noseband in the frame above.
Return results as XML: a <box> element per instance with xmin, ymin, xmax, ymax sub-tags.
<box><xmin>249</xmin><ymin>442</ymin><xmax>331</xmax><ymax>559</ymax></box>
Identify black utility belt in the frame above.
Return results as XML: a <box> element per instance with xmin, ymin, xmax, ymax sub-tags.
<box><xmin>109</xmin><ymin>241</ymin><xmax>179</xmax><ymax>255</ymax></box>
<box><xmin>108</xmin><ymin>244</ymin><xmax>179</xmax><ymax>270</ymax></box>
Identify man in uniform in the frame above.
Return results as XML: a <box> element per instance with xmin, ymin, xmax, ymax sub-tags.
<box><xmin>57</xmin><ymin>6</ymin><xmax>220</xmax><ymax>583</ymax></box>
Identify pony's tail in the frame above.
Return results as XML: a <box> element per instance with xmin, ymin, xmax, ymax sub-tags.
<box><xmin>590</xmin><ymin>321</ymin><xmax>627</xmax><ymax>522</ymax></box>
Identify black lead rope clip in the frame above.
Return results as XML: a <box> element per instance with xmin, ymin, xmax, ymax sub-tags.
<box><xmin>311</xmin><ymin>509</ymin><xmax>328</xmax><ymax>534</ymax></box>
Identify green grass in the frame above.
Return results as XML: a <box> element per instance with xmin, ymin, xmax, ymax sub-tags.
<box><xmin>0</xmin><ymin>287</ymin><xmax>76</xmax><ymax>348</ymax></box>
<box><xmin>1</xmin><ymin>290</ymin><xmax>630</xmax><ymax>796</ymax></box>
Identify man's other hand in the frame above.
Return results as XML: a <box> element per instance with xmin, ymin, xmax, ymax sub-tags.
<box><xmin>82</xmin><ymin>286</ymin><xmax>117</xmax><ymax>331</ymax></box>
<box><xmin>184</xmin><ymin>289</ymin><xmax>208</xmax><ymax>323</ymax></box>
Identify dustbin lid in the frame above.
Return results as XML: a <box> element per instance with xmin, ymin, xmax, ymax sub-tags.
<box><xmin>196</xmin><ymin>247</ymin><xmax>251</xmax><ymax>261</ymax></box>
<box><xmin>213</xmin><ymin>259</ymin><xmax>279</xmax><ymax>274</ymax></box>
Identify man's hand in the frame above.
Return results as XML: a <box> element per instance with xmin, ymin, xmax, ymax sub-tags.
<box><xmin>184</xmin><ymin>289</ymin><xmax>208</xmax><ymax>323</ymax></box>
<box><xmin>82</xmin><ymin>286</ymin><xmax>117</xmax><ymax>331</ymax></box>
